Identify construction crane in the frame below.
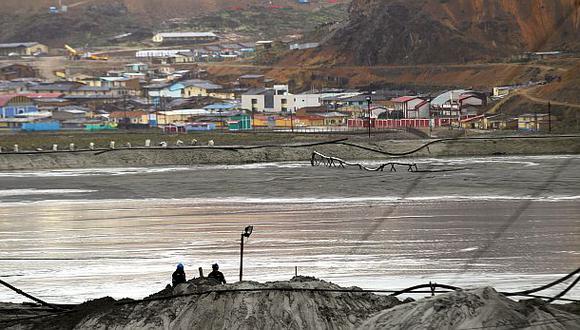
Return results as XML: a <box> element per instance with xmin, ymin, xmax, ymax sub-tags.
<box><xmin>64</xmin><ymin>44</ymin><xmax>108</xmax><ymax>61</ymax></box>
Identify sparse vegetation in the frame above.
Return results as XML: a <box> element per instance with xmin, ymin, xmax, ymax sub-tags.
<box><xmin>181</xmin><ymin>5</ymin><xmax>348</xmax><ymax>39</ymax></box>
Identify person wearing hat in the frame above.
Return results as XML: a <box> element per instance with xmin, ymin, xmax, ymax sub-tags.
<box><xmin>207</xmin><ymin>263</ymin><xmax>226</xmax><ymax>284</ymax></box>
<box><xmin>172</xmin><ymin>263</ymin><xmax>186</xmax><ymax>287</ymax></box>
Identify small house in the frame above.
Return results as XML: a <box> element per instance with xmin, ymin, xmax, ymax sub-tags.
<box><xmin>0</xmin><ymin>64</ymin><xmax>37</xmax><ymax>80</ymax></box>
<box><xmin>228</xmin><ymin>114</ymin><xmax>252</xmax><ymax>131</ymax></box>
<box><xmin>124</xmin><ymin>63</ymin><xmax>149</xmax><ymax>73</ymax></box>
<box><xmin>518</xmin><ymin>113</ymin><xmax>553</xmax><ymax>132</ymax></box>
<box><xmin>0</xmin><ymin>95</ymin><xmax>38</xmax><ymax>118</ymax></box>
<box><xmin>109</xmin><ymin>111</ymin><xmax>150</xmax><ymax>127</ymax></box>
<box><xmin>0</xmin><ymin>42</ymin><xmax>48</xmax><ymax>56</ymax></box>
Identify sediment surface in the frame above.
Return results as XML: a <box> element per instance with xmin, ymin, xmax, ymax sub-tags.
<box><xmin>1</xmin><ymin>136</ymin><xmax>579</xmax><ymax>170</ymax></box>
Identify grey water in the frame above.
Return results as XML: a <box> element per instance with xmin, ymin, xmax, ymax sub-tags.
<box><xmin>0</xmin><ymin>155</ymin><xmax>579</xmax><ymax>303</ymax></box>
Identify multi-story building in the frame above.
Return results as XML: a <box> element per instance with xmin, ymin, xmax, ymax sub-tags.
<box><xmin>241</xmin><ymin>85</ymin><xmax>295</xmax><ymax>113</ymax></box>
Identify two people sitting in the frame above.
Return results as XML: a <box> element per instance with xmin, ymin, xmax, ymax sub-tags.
<box><xmin>171</xmin><ymin>262</ymin><xmax>226</xmax><ymax>287</ymax></box>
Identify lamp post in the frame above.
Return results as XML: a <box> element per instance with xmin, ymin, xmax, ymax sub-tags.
<box><xmin>239</xmin><ymin>225</ymin><xmax>253</xmax><ymax>282</ymax></box>
<box><xmin>366</xmin><ymin>96</ymin><xmax>372</xmax><ymax>139</ymax></box>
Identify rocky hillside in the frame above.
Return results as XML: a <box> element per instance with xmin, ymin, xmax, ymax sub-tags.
<box><xmin>319</xmin><ymin>0</ymin><xmax>580</xmax><ymax>65</ymax></box>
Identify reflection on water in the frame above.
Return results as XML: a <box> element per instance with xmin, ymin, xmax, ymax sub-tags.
<box><xmin>1</xmin><ymin>200</ymin><xmax>578</xmax><ymax>303</ymax></box>
<box><xmin>0</xmin><ymin>155</ymin><xmax>579</xmax><ymax>303</ymax></box>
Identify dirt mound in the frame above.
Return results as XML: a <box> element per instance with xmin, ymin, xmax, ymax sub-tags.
<box><xmin>314</xmin><ymin>0</ymin><xmax>580</xmax><ymax>65</ymax></box>
<box><xmin>7</xmin><ymin>279</ymin><xmax>580</xmax><ymax>329</ymax></box>
<box><xmin>75</xmin><ymin>276</ymin><xmax>402</xmax><ymax>329</ymax></box>
<box><xmin>360</xmin><ymin>287</ymin><xmax>580</xmax><ymax>330</ymax></box>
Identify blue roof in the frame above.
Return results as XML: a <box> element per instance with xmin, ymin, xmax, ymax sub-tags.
<box><xmin>204</xmin><ymin>103</ymin><xmax>236</xmax><ymax>110</ymax></box>
<box><xmin>169</xmin><ymin>83</ymin><xmax>185</xmax><ymax>91</ymax></box>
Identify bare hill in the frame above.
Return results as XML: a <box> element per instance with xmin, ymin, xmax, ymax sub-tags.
<box><xmin>316</xmin><ymin>0</ymin><xmax>580</xmax><ymax>65</ymax></box>
<box><xmin>2</xmin><ymin>0</ymin><xmax>340</xmax><ymax>16</ymax></box>
<box><xmin>0</xmin><ymin>0</ymin><xmax>348</xmax><ymax>46</ymax></box>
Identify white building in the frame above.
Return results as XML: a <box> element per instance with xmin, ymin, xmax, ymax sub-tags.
<box><xmin>391</xmin><ymin>96</ymin><xmax>430</xmax><ymax>119</ymax></box>
<box><xmin>241</xmin><ymin>85</ymin><xmax>295</xmax><ymax>113</ymax></box>
<box><xmin>136</xmin><ymin>49</ymin><xmax>189</xmax><ymax>59</ymax></box>
<box><xmin>293</xmin><ymin>93</ymin><xmax>322</xmax><ymax>110</ymax></box>
<box><xmin>152</xmin><ymin>32</ymin><xmax>218</xmax><ymax>44</ymax></box>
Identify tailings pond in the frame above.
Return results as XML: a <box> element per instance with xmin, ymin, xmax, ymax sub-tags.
<box><xmin>0</xmin><ymin>155</ymin><xmax>579</xmax><ymax>303</ymax></box>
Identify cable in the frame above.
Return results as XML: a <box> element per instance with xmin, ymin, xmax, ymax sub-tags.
<box><xmin>459</xmin><ymin>315</ymin><xmax>580</xmax><ymax>330</ymax></box>
<box><xmin>505</xmin><ymin>267</ymin><xmax>580</xmax><ymax>296</ymax></box>
<box><xmin>506</xmin><ymin>293</ymin><xmax>579</xmax><ymax>303</ymax></box>
<box><xmin>546</xmin><ymin>273</ymin><xmax>580</xmax><ymax>304</ymax></box>
<box><xmin>0</xmin><ymin>279</ymin><xmax>65</xmax><ymax>311</ymax></box>
<box><xmin>0</xmin><ymin>310</ymin><xmax>75</xmax><ymax>325</ymax></box>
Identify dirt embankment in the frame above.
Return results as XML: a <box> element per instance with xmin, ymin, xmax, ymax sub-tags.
<box><xmin>3</xmin><ymin>277</ymin><xmax>579</xmax><ymax>329</ymax></box>
<box><xmin>0</xmin><ymin>136</ymin><xmax>579</xmax><ymax>171</ymax></box>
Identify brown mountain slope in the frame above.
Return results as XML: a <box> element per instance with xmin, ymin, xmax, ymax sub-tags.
<box><xmin>316</xmin><ymin>0</ymin><xmax>580</xmax><ymax>65</ymax></box>
<box><xmin>0</xmin><ymin>0</ymin><xmax>348</xmax><ymax>46</ymax></box>
<box><xmin>1</xmin><ymin>0</ymin><xmax>346</xmax><ymax>19</ymax></box>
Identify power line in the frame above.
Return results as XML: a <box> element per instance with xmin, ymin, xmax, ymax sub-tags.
<box><xmin>460</xmin><ymin>315</ymin><xmax>580</xmax><ymax>330</ymax></box>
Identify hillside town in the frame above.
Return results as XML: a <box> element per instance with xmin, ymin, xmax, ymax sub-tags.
<box><xmin>0</xmin><ymin>42</ymin><xmax>557</xmax><ymax>136</ymax></box>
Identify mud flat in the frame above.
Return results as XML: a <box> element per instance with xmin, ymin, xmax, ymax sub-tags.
<box><xmin>2</xmin><ymin>277</ymin><xmax>579</xmax><ymax>329</ymax></box>
<box><xmin>0</xmin><ymin>136</ymin><xmax>579</xmax><ymax>170</ymax></box>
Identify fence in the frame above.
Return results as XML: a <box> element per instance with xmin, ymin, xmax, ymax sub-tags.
<box><xmin>348</xmin><ymin>118</ymin><xmax>444</xmax><ymax>129</ymax></box>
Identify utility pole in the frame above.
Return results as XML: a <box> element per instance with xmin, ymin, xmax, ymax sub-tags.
<box><xmin>366</xmin><ymin>96</ymin><xmax>372</xmax><ymax>139</ymax></box>
<box><xmin>123</xmin><ymin>92</ymin><xmax>128</xmax><ymax>130</ymax></box>
<box><xmin>429</xmin><ymin>109</ymin><xmax>433</xmax><ymax>138</ymax></box>
<box><xmin>548</xmin><ymin>101</ymin><xmax>552</xmax><ymax>133</ymax></box>
<box><xmin>290</xmin><ymin>107</ymin><xmax>295</xmax><ymax>133</ymax></box>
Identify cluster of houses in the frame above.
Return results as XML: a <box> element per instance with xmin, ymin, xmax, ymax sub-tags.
<box><xmin>136</xmin><ymin>43</ymin><xmax>257</xmax><ymax>64</ymax></box>
<box><xmin>0</xmin><ymin>59</ymin><xmax>553</xmax><ymax>133</ymax></box>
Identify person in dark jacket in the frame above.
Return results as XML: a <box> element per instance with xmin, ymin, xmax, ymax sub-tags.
<box><xmin>172</xmin><ymin>263</ymin><xmax>186</xmax><ymax>287</ymax></box>
<box><xmin>207</xmin><ymin>263</ymin><xmax>226</xmax><ymax>284</ymax></box>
